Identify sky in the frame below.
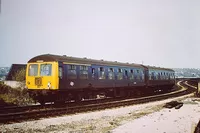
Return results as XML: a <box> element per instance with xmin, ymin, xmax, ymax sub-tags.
<box><xmin>0</xmin><ymin>0</ymin><xmax>200</xmax><ymax>68</ymax></box>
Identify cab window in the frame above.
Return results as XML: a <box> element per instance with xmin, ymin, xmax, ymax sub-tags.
<box><xmin>40</xmin><ymin>64</ymin><xmax>52</xmax><ymax>76</ymax></box>
<box><xmin>28</xmin><ymin>64</ymin><xmax>38</xmax><ymax>76</ymax></box>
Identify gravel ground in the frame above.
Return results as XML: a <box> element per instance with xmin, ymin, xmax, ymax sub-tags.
<box><xmin>0</xmin><ymin>94</ymin><xmax>199</xmax><ymax>133</ymax></box>
<box><xmin>113</xmin><ymin>97</ymin><xmax>200</xmax><ymax>133</ymax></box>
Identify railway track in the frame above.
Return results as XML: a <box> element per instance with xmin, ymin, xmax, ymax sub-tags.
<box><xmin>0</xmin><ymin>80</ymin><xmax>196</xmax><ymax>124</ymax></box>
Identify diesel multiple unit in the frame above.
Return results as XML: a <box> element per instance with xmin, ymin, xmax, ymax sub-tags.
<box><xmin>26</xmin><ymin>54</ymin><xmax>175</xmax><ymax>104</ymax></box>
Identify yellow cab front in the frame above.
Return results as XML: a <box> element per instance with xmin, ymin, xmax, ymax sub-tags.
<box><xmin>26</xmin><ymin>62</ymin><xmax>59</xmax><ymax>90</ymax></box>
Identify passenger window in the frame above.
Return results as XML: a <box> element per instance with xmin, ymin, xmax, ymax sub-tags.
<box><xmin>158</xmin><ymin>73</ymin><xmax>161</xmax><ymax>80</ymax></box>
<box><xmin>166</xmin><ymin>73</ymin><xmax>169</xmax><ymax>79</ymax></box>
<box><xmin>92</xmin><ymin>68</ymin><xmax>95</xmax><ymax>78</ymax></box>
<box><xmin>124</xmin><ymin>69</ymin><xmax>128</xmax><ymax>79</ymax></box>
<box><xmin>69</xmin><ymin>65</ymin><xmax>76</xmax><ymax>70</ymax></box>
<box><xmin>172</xmin><ymin>73</ymin><xmax>175</xmax><ymax>79</ymax></box>
<box><xmin>129</xmin><ymin>69</ymin><xmax>134</xmax><ymax>80</ymax></box>
<box><xmin>141</xmin><ymin>71</ymin><xmax>144</xmax><ymax>81</ymax></box>
<box><xmin>149</xmin><ymin>71</ymin><xmax>152</xmax><ymax>80</ymax></box>
<box><xmin>151</xmin><ymin>72</ymin><xmax>154</xmax><ymax>80</ymax></box>
<box><xmin>154</xmin><ymin>72</ymin><xmax>157</xmax><ymax>80</ymax></box>
<box><xmin>108</xmin><ymin>68</ymin><xmax>114</xmax><ymax>80</ymax></box>
<box><xmin>98</xmin><ymin>67</ymin><xmax>105</xmax><ymax>79</ymax></box>
<box><xmin>136</xmin><ymin>70</ymin><xmax>140</xmax><ymax>80</ymax></box>
<box><xmin>156</xmin><ymin>72</ymin><xmax>159</xmax><ymax>80</ymax></box>
<box><xmin>80</xmin><ymin>65</ymin><xmax>88</xmax><ymax>79</ymax></box>
<box><xmin>68</xmin><ymin>65</ymin><xmax>77</xmax><ymax>79</ymax></box>
<box><xmin>117</xmin><ymin>68</ymin><xmax>123</xmax><ymax>80</ymax></box>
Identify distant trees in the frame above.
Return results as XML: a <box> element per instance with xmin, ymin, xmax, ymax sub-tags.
<box><xmin>173</xmin><ymin>68</ymin><xmax>200</xmax><ymax>78</ymax></box>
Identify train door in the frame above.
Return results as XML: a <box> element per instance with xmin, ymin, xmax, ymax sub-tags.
<box><xmin>58</xmin><ymin>63</ymin><xmax>65</xmax><ymax>89</ymax></box>
<box><xmin>89</xmin><ymin>66</ymin><xmax>97</xmax><ymax>88</ymax></box>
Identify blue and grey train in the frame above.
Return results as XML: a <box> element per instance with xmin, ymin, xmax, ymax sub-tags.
<box><xmin>26</xmin><ymin>54</ymin><xmax>175</xmax><ymax>104</ymax></box>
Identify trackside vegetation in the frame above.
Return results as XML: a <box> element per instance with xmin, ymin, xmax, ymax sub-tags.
<box><xmin>0</xmin><ymin>69</ymin><xmax>34</xmax><ymax>106</ymax></box>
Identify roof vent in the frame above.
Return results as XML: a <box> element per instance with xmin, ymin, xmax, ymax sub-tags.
<box><xmin>115</xmin><ymin>61</ymin><xmax>117</xmax><ymax>62</ymax></box>
<box><xmin>84</xmin><ymin>57</ymin><xmax>87</xmax><ymax>59</ymax></box>
<box><xmin>101</xmin><ymin>59</ymin><xmax>104</xmax><ymax>61</ymax></box>
<box><xmin>63</xmin><ymin>55</ymin><xmax>67</xmax><ymax>57</ymax></box>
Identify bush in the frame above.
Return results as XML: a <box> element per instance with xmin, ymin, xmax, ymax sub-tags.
<box><xmin>0</xmin><ymin>69</ymin><xmax>33</xmax><ymax>105</ymax></box>
<box><xmin>12</xmin><ymin>68</ymin><xmax>26</xmax><ymax>82</ymax></box>
<box><xmin>0</xmin><ymin>68</ymin><xmax>34</xmax><ymax>106</ymax></box>
<box><xmin>0</xmin><ymin>83</ymin><xmax>34</xmax><ymax>106</ymax></box>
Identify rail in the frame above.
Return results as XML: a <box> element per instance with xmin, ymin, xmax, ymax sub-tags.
<box><xmin>0</xmin><ymin>80</ymin><xmax>196</xmax><ymax>124</ymax></box>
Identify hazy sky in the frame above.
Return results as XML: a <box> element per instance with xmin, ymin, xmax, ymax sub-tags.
<box><xmin>0</xmin><ymin>0</ymin><xmax>200</xmax><ymax>68</ymax></box>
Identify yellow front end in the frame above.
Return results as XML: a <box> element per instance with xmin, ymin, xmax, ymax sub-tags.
<box><xmin>26</xmin><ymin>62</ymin><xmax>59</xmax><ymax>90</ymax></box>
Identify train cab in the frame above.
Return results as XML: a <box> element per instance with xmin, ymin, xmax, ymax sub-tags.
<box><xmin>26</xmin><ymin>61</ymin><xmax>59</xmax><ymax>91</ymax></box>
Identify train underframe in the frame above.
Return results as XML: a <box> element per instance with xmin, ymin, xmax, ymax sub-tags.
<box><xmin>28</xmin><ymin>84</ymin><xmax>174</xmax><ymax>105</ymax></box>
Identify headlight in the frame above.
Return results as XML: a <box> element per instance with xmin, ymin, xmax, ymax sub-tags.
<box><xmin>47</xmin><ymin>82</ymin><xmax>51</xmax><ymax>89</ymax></box>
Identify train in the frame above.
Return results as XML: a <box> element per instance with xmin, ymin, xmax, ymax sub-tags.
<box><xmin>26</xmin><ymin>54</ymin><xmax>175</xmax><ymax>104</ymax></box>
